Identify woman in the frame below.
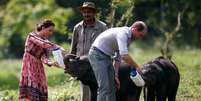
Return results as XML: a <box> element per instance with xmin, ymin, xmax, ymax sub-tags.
<box><xmin>19</xmin><ymin>19</ymin><xmax>61</xmax><ymax>101</ymax></box>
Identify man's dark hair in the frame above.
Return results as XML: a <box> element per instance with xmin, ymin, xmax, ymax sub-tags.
<box><xmin>136</xmin><ymin>23</ymin><xmax>145</xmax><ymax>32</ymax></box>
<box><xmin>132</xmin><ymin>21</ymin><xmax>147</xmax><ymax>32</ymax></box>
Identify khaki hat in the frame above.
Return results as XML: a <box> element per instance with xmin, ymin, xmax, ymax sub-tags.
<box><xmin>79</xmin><ymin>2</ymin><xmax>96</xmax><ymax>12</ymax></box>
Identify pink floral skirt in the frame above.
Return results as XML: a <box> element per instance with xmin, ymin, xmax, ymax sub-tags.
<box><xmin>19</xmin><ymin>53</ymin><xmax>48</xmax><ymax>101</ymax></box>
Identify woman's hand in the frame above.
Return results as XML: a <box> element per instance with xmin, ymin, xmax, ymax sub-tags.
<box><xmin>47</xmin><ymin>61</ymin><xmax>61</xmax><ymax>68</ymax></box>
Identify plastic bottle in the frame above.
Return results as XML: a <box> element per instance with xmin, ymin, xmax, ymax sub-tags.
<box><xmin>130</xmin><ymin>68</ymin><xmax>145</xmax><ymax>87</ymax></box>
<box><xmin>52</xmin><ymin>48</ymin><xmax>65</xmax><ymax>68</ymax></box>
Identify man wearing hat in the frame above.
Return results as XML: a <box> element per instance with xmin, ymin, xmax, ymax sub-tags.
<box><xmin>70</xmin><ymin>1</ymin><xmax>107</xmax><ymax>101</ymax></box>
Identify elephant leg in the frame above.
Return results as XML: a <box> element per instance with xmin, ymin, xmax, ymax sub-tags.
<box><xmin>89</xmin><ymin>83</ymin><xmax>98</xmax><ymax>101</ymax></box>
<box><xmin>156</xmin><ymin>84</ymin><xmax>168</xmax><ymax>101</ymax></box>
<box><xmin>147</xmin><ymin>86</ymin><xmax>155</xmax><ymax>101</ymax></box>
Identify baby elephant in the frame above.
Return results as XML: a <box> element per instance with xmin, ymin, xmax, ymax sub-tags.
<box><xmin>63</xmin><ymin>54</ymin><xmax>180</xmax><ymax>101</ymax></box>
<box><xmin>64</xmin><ymin>54</ymin><xmax>98</xmax><ymax>101</ymax></box>
<box><xmin>141</xmin><ymin>56</ymin><xmax>180</xmax><ymax>101</ymax></box>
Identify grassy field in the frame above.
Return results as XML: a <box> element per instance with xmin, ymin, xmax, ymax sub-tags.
<box><xmin>0</xmin><ymin>48</ymin><xmax>201</xmax><ymax>101</ymax></box>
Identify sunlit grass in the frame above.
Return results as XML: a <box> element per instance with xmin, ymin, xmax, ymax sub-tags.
<box><xmin>173</xmin><ymin>49</ymin><xmax>201</xmax><ymax>101</ymax></box>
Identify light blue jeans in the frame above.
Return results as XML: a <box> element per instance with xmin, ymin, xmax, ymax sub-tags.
<box><xmin>88</xmin><ymin>48</ymin><xmax>116</xmax><ymax>101</ymax></box>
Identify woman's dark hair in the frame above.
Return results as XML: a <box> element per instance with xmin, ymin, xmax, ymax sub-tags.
<box><xmin>36</xmin><ymin>19</ymin><xmax>55</xmax><ymax>31</ymax></box>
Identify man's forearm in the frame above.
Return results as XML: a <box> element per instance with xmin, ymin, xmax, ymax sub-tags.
<box><xmin>121</xmin><ymin>54</ymin><xmax>140</xmax><ymax>68</ymax></box>
<box><xmin>113</xmin><ymin>60</ymin><xmax>121</xmax><ymax>77</ymax></box>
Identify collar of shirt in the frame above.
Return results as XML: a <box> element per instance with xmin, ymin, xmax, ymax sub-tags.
<box><xmin>127</xmin><ymin>27</ymin><xmax>132</xmax><ymax>39</ymax></box>
<box><xmin>127</xmin><ymin>27</ymin><xmax>133</xmax><ymax>45</ymax></box>
<box><xmin>83</xmin><ymin>18</ymin><xmax>95</xmax><ymax>27</ymax></box>
<box><xmin>81</xmin><ymin>19</ymin><xmax>99</xmax><ymax>29</ymax></box>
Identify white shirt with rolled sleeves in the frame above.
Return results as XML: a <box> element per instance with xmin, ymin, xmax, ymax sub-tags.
<box><xmin>92</xmin><ymin>27</ymin><xmax>132</xmax><ymax>57</ymax></box>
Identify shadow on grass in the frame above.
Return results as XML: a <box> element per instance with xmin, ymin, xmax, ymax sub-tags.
<box><xmin>0</xmin><ymin>73</ymin><xmax>19</xmax><ymax>90</ymax></box>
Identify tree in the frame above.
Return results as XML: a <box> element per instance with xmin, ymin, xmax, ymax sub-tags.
<box><xmin>106</xmin><ymin>0</ymin><xmax>136</xmax><ymax>27</ymax></box>
<box><xmin>0</xmin><ymin>0</ymin><xmax>73</xmax><ymax>58</ymax></box>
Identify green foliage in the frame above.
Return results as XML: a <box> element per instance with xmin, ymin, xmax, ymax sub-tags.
<box><xmin>0</xmin><ymin>0</ymin><xmax>73</xmax><ymax>58</ymax></box>
<box><xmin>106</xmin><ymin>0</ymin><xmax>136</xmax><ymax>27</ymax></box>
<box><xmin>50</xmin><ymin>81</ymin><xmax>80</xmax><ymax>101</ymax></box>
<box><xmin>0</xmin><ymin>0</ymin><xmax>201</xmax><ymax>59</ymax></box>
<box><xmin>0</xmin><ymin>90</ymin><xmax>18</xmax><ymax>101</ymax></box>
<box><xmin>139</xmin><ymin>0</ymin><xmax>200</xmax><ymax>48</ymax></box>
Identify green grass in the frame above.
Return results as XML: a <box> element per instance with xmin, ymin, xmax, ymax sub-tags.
<box><xmin>173</xmin><ymin>50</ymin><xmax>201</xmax><ymax>101</ymax></box>
<box><xmin>0</xmin><ymin>48</ymin><xmax>201</xmax><ymax>101</ymax></box>
<box><xmin>0</xmin><ymin>59</ymin><xmax>80</xmax><ymax>101</ymax></box>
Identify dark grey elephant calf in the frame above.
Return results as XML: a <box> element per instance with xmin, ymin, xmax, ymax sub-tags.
<box><xmin>63</xmin><ymin>54</ymin><xmax>180</xmax><ymax>101</ymax></box>
<box><xmin>141</xmin><ymin>56</ymin><xmax>180</xmax><ymax>101</ymax></box>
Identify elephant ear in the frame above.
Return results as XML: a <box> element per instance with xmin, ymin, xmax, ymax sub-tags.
<box><xmin>79</xmin><ymin>55</ymin><xmax>89</xmax><ymax>62</ymax></box>
<box><xmin>63</xmin><ymin>54</ymin><xmax>91</xmax><ymax>79</ymax></box>
<box><xmin>64</xmin><ymin>54</ymin><xmax>78</xmax><ymax>60</ymax></box>
<box><xmin>141</xmin><ymin>63</ymin><xmax>159</xmax><ymax>86</ymax></box>
<box><xmin>63</xmin><ymin>54</ymin><xmax>79</xmax><ymax>65</ymax></box>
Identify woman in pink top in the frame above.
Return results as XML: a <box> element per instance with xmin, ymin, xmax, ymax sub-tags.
<box><xmin>19</xmin><ymin>19</ymin><xmax>61</xmax><ymax>101</ymax></box>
